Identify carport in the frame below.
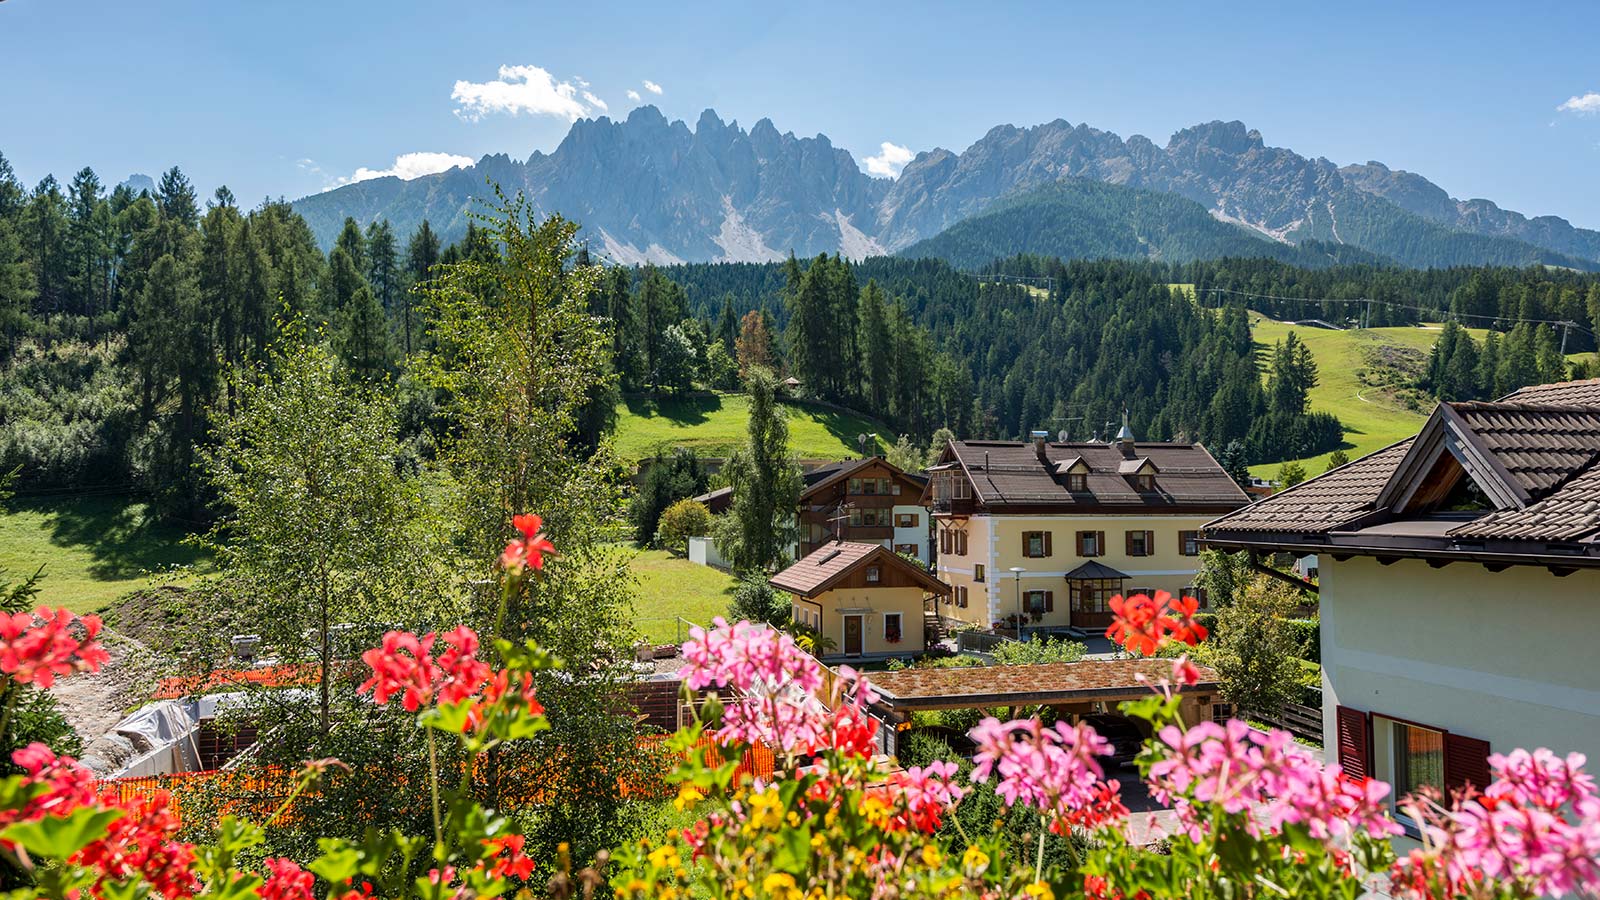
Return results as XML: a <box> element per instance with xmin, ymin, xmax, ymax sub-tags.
<box><xmin>865</xmin><ymin>659</ymin><xmax>1219</xmax><ymax>758</ymax></box>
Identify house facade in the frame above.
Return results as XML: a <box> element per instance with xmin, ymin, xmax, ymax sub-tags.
<box><xmin>695</xmin><ymin>457</ymin><xmax>931</xmax><ymax>564</ymax></box>
<box><xmin>925</xmin><ymin>427</ymin><xmax>1250</xmax><ymax>632</ymax></box>
<box><xmin>771</xmin><ymin>541</ymin><xmax>950</xmax><ymax>662</ymax></box>
<box><xmin>1203</xmin><ymin>378</ymin><xmax>1600</xmax><ymax>819</ymax></box>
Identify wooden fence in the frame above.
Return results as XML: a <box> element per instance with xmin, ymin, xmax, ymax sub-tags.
<box><xmin>94</xmin><ymin>735</ymin><xmax>773</xmax><ymax>828</ymax></box>
<box><xmin>1213</xmin><ymin>701</ymin><xmax>1324</xmax><ymax>745</ymax></box>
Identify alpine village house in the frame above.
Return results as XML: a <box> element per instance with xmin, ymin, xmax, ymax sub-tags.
<box><xmin>696</xmin><ymin>456</ymin><xmax>931</xmax><ymax>563</ymax></box>
<box><xmin>1202</xmin><ymin>378</ymin><xmax>1600</xmax><ymax>820</ymax></box>
<box><xmin>769</xmin><ymin>541</ymin><xmax>951</xmax><ymax>663</ymax></box>
<box><xmin>924</xmin><ymin>419</ymin><xmax>1251</xmax><ymax>634</ymax></box>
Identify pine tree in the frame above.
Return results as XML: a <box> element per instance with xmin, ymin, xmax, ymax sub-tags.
<box><xmin>0</xmin><ymin>152</ymin><xmax>23</xmax><ymax>220</ymax></box>
<box><xmin>334</xmin><ymin>217</ymin><xmax>367</xmax><ymax>277</ymax></box>
<box><xmin>198</xmin><ymin>190</ymin><xmax>243</xmax><ymax>410</ymax></box>
<box><xmin>334</xmin><ymin>283</ymin><xmax>396</xmax><ymax>382</ymax></box>
<box><xmin>65</xmin><ymin>167</ymin><xmax>105</xmax><ymax>320</ymax></box>
<box><xmin>365</xmin><ymin>220</ymin><xmax>399</xmax><ymax>314</ymax></box>
<box><xmin>715</xmin><ymin>293</ymin><xmax>738</xmax><ymax>353</ymax></box>
<box><xmin>717</xmin><ymin>367</ymin><xmax>803</xmax><ymax>573</ymax></box>
<box><xmin>21</xmin><ymin>176</ymin><xmax>67</xmax><ymax>321</ymax></box>
<box><xmin>402</xmin><ymin>219</ymin><xmax>440</xmax><ymax>356</ymax></box>
<box><xmin>0</xmin><ymin>217</ymin><xmax>35</xmax><ymax>361</ymax></box>
<box><xmin>858</xmin><ymin>279</ymin><xmax>892</xmax><ymax>408</ymax></box>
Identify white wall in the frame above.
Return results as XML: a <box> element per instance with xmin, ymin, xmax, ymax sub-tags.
<box><xmin>687</xmin><ymin>536</ymin><xmax>728</xmax><ymax>569</ymax></box>
<box><xmin>892</xmin><ymin>503</ymin><xmax>930</xmax><ymax>562</ymax></box>
<box><xmin>1321</xmin><ymin>556</ymin><xmax>1600</xmax><ymax>766</ymax></box>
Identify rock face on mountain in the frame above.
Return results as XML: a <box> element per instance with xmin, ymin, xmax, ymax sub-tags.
<box><xmin>291</xmin><ymin>107</ymin><xmax>1600</xmax><ymax>269</ymax></box>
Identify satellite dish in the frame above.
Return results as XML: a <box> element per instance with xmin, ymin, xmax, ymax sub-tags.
<box><xmin>1057</xmin><ymin>429</ymin><xmax>1070</xmax><ymax>443</ymax></box>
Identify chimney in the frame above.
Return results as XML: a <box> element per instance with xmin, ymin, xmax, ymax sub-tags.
<box><xmin>1030</xmin><ymin>429</ymin><xmax>1049</xmax><ymax>461</ymax></box>
<box><xmin>1116</xmin><ymin>408</ymin><xmax>1136</xmax><ymax>457</ymax></box>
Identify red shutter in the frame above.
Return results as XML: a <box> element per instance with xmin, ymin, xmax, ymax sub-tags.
<box><xmin>1044</xmin><ymin>531</ymin><xmax>1053</xmax><ymax>556</ymax></box>
<box><xmin>1336</xmin><ymin>706</ymin><xmax>1371</xmax><ymax>781</ymax></box>
<box><xmin>1444</xmin><ymin>733</ymin><xmax>1493</xmax><ymax>793</ymax></box>
<box><xmin>1044</xmin><ymin>591</ymin><xmax>1054</xmax><ymax>612</ymax></box>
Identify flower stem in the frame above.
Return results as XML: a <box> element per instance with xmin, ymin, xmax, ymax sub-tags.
<box><xmin>0</xmin><ymin>680</ymin><xmax>18</xmax><ymax>748</ymax></box>
<box><xmin>427</xmin><ymin>727</ymin><xmax>444</xmax><ymax>847</ymax></box>
<box><xmin>1035</xmin><ymin>818</ymin><xmax>1046</xmax><ymax>883</ymax></box>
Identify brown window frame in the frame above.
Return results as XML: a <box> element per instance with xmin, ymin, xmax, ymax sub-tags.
<box><xmin>896</xmin><ymin>512</ymin><xmax>919</xmax><ymax>528</ymax></box>
<box><xmin>1022</xmin><ymin>530</ymin><xmax>1052</xmax><ymax>558</ymax></box>
<box><xmin>1179</xmin><ymin>530</ymin><xmax>1200</xmax><ymax>556</ymax></box>
<box><xmin>1067</xmin><ymin>473</ymin><xmax>1088</xmax><ymax>492</ymax></box>
<box><xmin>866</xmin><ymin>565</ymin><xmax>880</xmax><ymax>583</ymax></box>
<box><xmin>1076</xmin><ymin>530</ymin><xmax>1104</xmax><ymax>557</ymax></box>
<box><xmin>1126</xmin><ymin>530</ymin><xmax>1154</xmax><ymax>557</ymax></box>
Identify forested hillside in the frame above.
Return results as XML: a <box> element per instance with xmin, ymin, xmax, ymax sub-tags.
<box><xmin>898</xmin><ymin>180</ymin><xmax>1395</xmax><ymax>269</ymax></box>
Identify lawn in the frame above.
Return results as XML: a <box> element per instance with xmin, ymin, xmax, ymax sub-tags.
<box><xmin>628</xmin><ymin>546</ymin><xmax>738</xmax><ymax>644</ymax></box>
<box><xmin>1247</xmin><ymin>317</ymin><xmax>1488</xmax><ymax>478</ymax></box>
<box><xmin>0</xmin><ymin>494</ymin><xmax>211</xmax><ymax>613</ymax></box>
<box><xmin>612</xmin><ymin>393</ymin><xmax>891</xmax><ymax>462</ymax></box>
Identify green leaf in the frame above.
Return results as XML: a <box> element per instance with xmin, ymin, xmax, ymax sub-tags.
<box><xmin>308</xmin><ymin>839</ymin><xmax>362</xmax><ymax>884</ymax></box>
<box><xmin>421</xmin><ymin>699</ymin><xmax>473</xmax><ymax>734</ymax></box>
<box><xmin>2</xmin><ymin>806</ymin><xmax>124</xmax><ymax>859</ymax></box>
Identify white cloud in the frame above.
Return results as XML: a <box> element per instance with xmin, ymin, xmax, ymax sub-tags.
<box><xmin>1557</xmin><ymin>92</ymin><xmax>1600</xmax><ymax>115</ymax></box>
<box><xmin>642</xmin><ymin>79</ymin><xmax>664</xmax><ymax>95</ymax></box>
<box><xmin>451</xmin><ymin>64</ymin><xmax>601</xmax><ymax>122</ymax></box>
<box><xmin>581</xmin><ymin>90</ymin><xmax>608</xmax><ymax>112</ymax></box>
<box><xmin>862</xmin><ymin>141</ymin><xmax>915</xmax><ymax>178</ymax></box>
<box><xmin>626</xmin><ymin>89</ymin><xmax>642</xmax><ymax>101</ymax></box>
<box><xmin>339</xmin><ymin>152</ymin><xmax>474</xmax><ymax>186</ymax></box>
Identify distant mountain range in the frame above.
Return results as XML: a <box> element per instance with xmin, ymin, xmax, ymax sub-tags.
<box><xmin>290</xmin><ymin>107</ymin><xmax>1600</xmax><ymax>271</ymax></box>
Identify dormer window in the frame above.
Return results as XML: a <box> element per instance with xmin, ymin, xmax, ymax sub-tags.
<box><xmin>866</xmin><ymin>566</ymin><xmax>880</xmax><ymax>583</ymax></box>
<box><xmin>1067</xmin><ymin>473</ymin><xmax>1088</xmax><ymax>492</ymax></box>
<box><xmin>1136</xmin><ymin>474</ymin><xmax>1155</xmax><ymax>491</ymax></box>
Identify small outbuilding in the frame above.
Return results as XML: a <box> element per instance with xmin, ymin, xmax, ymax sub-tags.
<box><xmin>771</xmin><ymin>541</ymin><xmax>950</xmax><ymax>662</ymax></box>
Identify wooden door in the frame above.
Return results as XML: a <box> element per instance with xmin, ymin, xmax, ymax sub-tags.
<box><xmin>843</xmin><ymin>615</ymin><xmax>864</xmax><ymax>656</ymax></box>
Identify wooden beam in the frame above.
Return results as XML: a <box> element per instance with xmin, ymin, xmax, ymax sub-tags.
<box><xmin>1426</xmin><ymin>558</ymin><xmax>1452</xmax><ymax>569</ymax></box>
<box><xmin>1377</xmin><ymin>557</ymin><xmax>1401</xmax><ymax>566</ymax></box>
<box><xmin>1247</xmin><ymin>551</ymin><xmax>1319</xmax><ymax>594</ymax></box>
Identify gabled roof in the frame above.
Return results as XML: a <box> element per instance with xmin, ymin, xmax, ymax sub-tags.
<box><xmin>769</xmin><ymin>542</ymin><xmax>950</xmax><ymax>598</ymax></box>
<box><xmin>1203</xmin><ymin>377</ymin><xmax>1600</xmax><ymax>564</ymax></box>
<box><xmin>938</xmin><ymin>440</ymin><xmax>1248</xmax><ymax>512</ymax></box>
<box><xmin>1065</xmin><ymin>560</ymin><xmax>1130</xmax><ymax>580</ymax></box>
<box><xmin>1117</xmin><ymin>457</ymin><xmax>1160</xmax><ymax>476</ymax></box>
<box><xmin>800</xmin><ymin>456</ymin><xmax>926</xmax><ymax>499</ymax></box>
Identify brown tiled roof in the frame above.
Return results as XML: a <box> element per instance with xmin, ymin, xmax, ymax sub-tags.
<box><xmin>867</xmin><ymin>659</ymin><xmax>1219</xmax><ymax>706</ymax></box>
<box><xmin>946</xmin><ymin>441</ymin><xmax>1248</xmax><ymax>510</ymax></box>
<box><xmin>1448</xmin><ymin>402</ymin><xmax>1600</xmax><ymax>499</ymax></box>
<box><xmin>1201</xmin><ymin>440</ymin><xmax>1412</xmax><ymax>533</ymax></box>
<box><xmin>1205</xmin><ymin>377</ymin><xmax>1600</xmax><ymax>551</ymax></box>
<box><xmin>769</xmin><ymin>542</ymin><xmax>949</xmax><ymax>598</ymax></box>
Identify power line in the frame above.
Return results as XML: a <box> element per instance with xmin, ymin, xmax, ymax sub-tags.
<box><xmin>1201</xmin><ymin>287</ymin><xmax>1596</xmax><ymax>339</ymax></box>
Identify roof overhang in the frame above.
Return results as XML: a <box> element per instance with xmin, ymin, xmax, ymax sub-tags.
<box><xmin>1202</xmin><ymin>528</ymin><xmax>1600</xmax><ymax>572</ymax></box>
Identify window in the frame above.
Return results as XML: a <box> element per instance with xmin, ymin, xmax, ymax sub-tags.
<box><xmin>849</xmin><ymin>508</ymin><xmax>891</xmax><ymax>527</ymax></box>
<box><xmin>955</xmin><ymin>530</ymin><xmax>968</xmax><ymax>555</ymax></box>
<box><xmin>1024</xmin><ymin>590</ymin><xmax>1054</xmax><ymax>615</ymax></box>
<box><xmin>852</xmin><ymin>477</ymin><xmax>889</xmax><ymax>496</ymax></box>
<box><xmin>1126</xmin><ymin>530</ymin><xmax>1153</xmax><ymax>557</ymax></box>
<box><xmin>896</xmin><ymin>512</ymin><xmax>919</xmax><ymax>527</ymax></box>
<box><xmin>1077</xmin><ymin>530</ymin><xmax>1104</xmax><ymax>557</ymax></box>
<box><xmin>894</xmin><ymin>543</ymin><xmax>918</xmax><ymax>557</ymax></box>
<box><xmin>1135</xmin><ymin>474</ymin><xmax>1155</xmax><ymax>491</ymax></box>
<box><xmin>1070</xmin><ymin>579</ymin><xmax>1120</xmax><ymax>613</ymax></box>
<box><xmin>956</xmin><ymin>586</ymin><xmax>968</xmax><ymax>609</ymax></box>
<box><xmin>1067</xmin><ymin>473</ymin><xmax>1088</xmax><ymax>492</ymax></box>
<box><xmin>973</xmin><ymin>563</ymin><xmax>985</xmax><ymax>582</ymax></box>
<box><xmin>1126</xmin><ymin>586</ymin><xmax>1154</xmax><ymax>600</ymax></box>
<box><xmin>884</xmin><ymin>613</ymin><xmax>903</xmax><ymax>644</ymax></box>
<box><xmin>1023</xmin><ymin>530</ymin><xmax>1052</xmax><ymax>557</ymax></box>
<box><xmin>1390</xmin><ymin>720</ymin><xmax>1446</xmax><ymax>801</ymax></box>
<box><xmin>866</xmin><ymin>566</ymin><xmax>880</xmax><ymax>583</ymax></box>
<box><xmin>1184</xmin><ymin>586</ymin><xmax>1209</xmax><ymax>608</ymax></box>
<box><xmin>1180</xmin><ymin>530</ymin><xmax>1200</xmax><ymax>556</ymax></box>
<box><xmin>953</xmin><ymin>477</ymin><xmax>971</xmax><ymax>499</ymax></box>
<box><xmin>848</xmin><ymin>478</ymin><xmax>861</xmax><ymax>494</ymax></box>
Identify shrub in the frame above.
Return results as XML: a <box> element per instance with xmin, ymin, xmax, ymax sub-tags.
<box><xmin>727</xmin><ymin>574</ymin><xmax>789</xmax><ymax>627</ymax></box>
<box><xmin>654</xmin><ymin>498</ymin><xmax>711</xmax><ymax>554</ymax></box>
<box><xmin>992</xmin><ymin>636</ymin><xmax>1086</xmax><ymax>665</ymax></box>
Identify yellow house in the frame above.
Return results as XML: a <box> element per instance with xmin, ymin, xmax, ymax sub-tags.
<box><xmin>924</xmin><ymin>424</ymin><xmax>1250</xmax><ymax>633</ymax></box>
<box><xmin>1203</xmin><ymin>377</ymin><xmax>1600</xmax><ymax>816</ymax></box>
<box><xmin>771</xmin><ymin>541</ymin><xmax>951</xmax><ymax>662</ymax></box>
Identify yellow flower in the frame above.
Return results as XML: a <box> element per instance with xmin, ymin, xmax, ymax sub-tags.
<box><xmin>673</xmin><ymin>784</ymin><xmax>705</xmax><ymax>812</ymax></box>
<box><xmin>648</xmin><ymin>844</ymin><xmax>680</xmax><ymax>870</ymax></box>
<box><xmin>961</xmin><ymin>845</ymin><xmax>990</xmax><ymax>875</ymax></box>
<box><xmin>1024</xmin><ymin>881</ymin><xmax>1054</xmax><ymax>900</ymax></box>
<box><xmin>859</xmin><ymin>795</ymin><xmax>893</xmax><ymax>831</ymax></box>
<box><xmin>763</xmin><ymin>872</ymin><xmax>802</xmax><ymax>900</ymax></box>
<box><xmin>732</xmin><ymin>878</ymin><xmax>754</xmax><ymax>899</ymax></box>
<box><xmin>920</xmin><ymin>844</ymin><xmax>943</xmax><ymax>869</ymax></box>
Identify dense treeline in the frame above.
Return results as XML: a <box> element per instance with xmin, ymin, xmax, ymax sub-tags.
<box><xmin>0</xmin><ymin>153</ymin><xmax>457</xmax><ymax>516</ymax></box>
<box><xmin>1422</xmin><ymin>320</ymin><xmax>1572</xmax><ymax>402</ymax></box>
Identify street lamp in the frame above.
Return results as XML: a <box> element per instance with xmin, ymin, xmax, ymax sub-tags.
<box><xmin>1008</xmin><ymin>566</ymin><xmax>1026</xmax><ymax>638</ymax></box>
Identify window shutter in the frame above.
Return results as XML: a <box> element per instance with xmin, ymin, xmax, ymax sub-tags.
<box><xmin>1044</xmin><ymin>531</ymin><xmax>1053</xmax><ymax>556</ymax></box>
<box><xmin>1444</xmin><ymin>733</ymin><xmax>1493</xmax><ymax>792</ymax></box>
<box><xmin>1335</xmin><ymin>706</ymin><xmax>1371</xmax><ymax>781</ymax></box>
<box><xmin>958</xmin><ymin>531</ymin><xmax>967</xmax><ymax>555</ymax></box>
<box><xmin>1096</xmin><ymin>531</ymin><xmax>1105</xmax><ymax>556</ymax></box>
<box><xmin>1125</xmin><ymin>531</ymin><xmax>1135</xmax><ymax>555</ymax></box>
<box><xmin>1044</xmin><ymin>591</ymin><xmax>1054</xmax><ymax>612</ymax></box>
<box><xmin>939</xmin><ymin>531</ymin><xmax>948</xmax><ymax>554</ymax></box>
<box><xmin>1145</xmin><ymin>531</ymin><xmax>1155</xmax><ymax>555</ymax></box>
<box><xmin>1075</xmin><ymin>532</ymin><xmax>1085</xmax><ymax>555</ymax></box>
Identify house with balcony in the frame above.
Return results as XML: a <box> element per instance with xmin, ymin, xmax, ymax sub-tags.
<box><xmin>1202</xmin><ymin>378</ymin><xmax>1600</xmax><ymax>816</ymax></box>
<box><xmin>693</xmin><ymin>456</ymin><xmax>931</xmax><ymax>564</ymax></box>
<box><xmin>924</xmin><ymin>421</ymin><xmax>1250</xmax><ymax>633</ymax></box>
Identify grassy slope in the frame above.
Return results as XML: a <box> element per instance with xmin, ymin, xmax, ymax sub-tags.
<box><xmin>1246</xmin><ymin>317</ymin><xmax>1488</xmax><ymax>478</ymax></box>
<box><xmin>612</xmin><ymin>393</ymin><xmax>891</xmax><ymax>462</ymax></box>
<box><xmin>627</xmin><ymin>547</ymin><xmax>737</xmax><ymax>644</ymax></box>
<box><xmin>0</xmin><ymin>495</ymin><xmax>210</xmax><ymax>613</ymax></box>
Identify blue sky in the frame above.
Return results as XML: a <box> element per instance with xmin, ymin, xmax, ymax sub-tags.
<box><xmin>4</xmin><ymin>0</ymin><xmax>1600</xmax><ymax>227</ymax></box>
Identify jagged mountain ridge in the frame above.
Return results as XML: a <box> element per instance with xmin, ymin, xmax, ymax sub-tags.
<box><xmin>290</xmin><ymin>107</ymin><xmax>1600</xmax><ymax>269</ymax></box>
